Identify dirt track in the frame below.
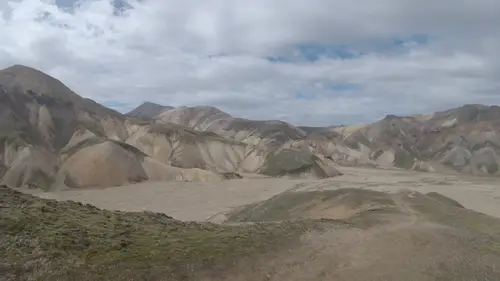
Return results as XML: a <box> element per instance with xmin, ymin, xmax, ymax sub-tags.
<box><xmin>32</xmin><ymin>167</ymin><xmax>500</xmax><ymax>221</ymax></box>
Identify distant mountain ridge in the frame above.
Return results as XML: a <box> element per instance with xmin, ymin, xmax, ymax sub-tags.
<box><xmin>130</xmin><ymin>101</ymin><xmax>500</xmax><ymax>177</ymax></box>
<box><xmin>1</xmin><ymin>64</ymin><xmax>500</xmax><ymax>191</ymax></box>
<box><xmin>0</xmin><ymin>65</ymin><xmax>341</xmax><ymax>190</ymax></box>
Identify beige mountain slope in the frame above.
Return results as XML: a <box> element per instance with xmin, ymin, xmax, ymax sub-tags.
<box><xmin>301</xmin><ymin>105</ymin><xmax>500</xmax><ymax>175</ymax></box>
<box><xmin>0</xmin><ymin>65</ymin><xmax>127</xmax><ymax>143</ymax></box>
<box><xmin>0</xmin><ymin>65</ymin><xmax>134</xmax><ymax>189</ymax></box>
<box><xmin>3</xmin><ymin>63</ymin><xmax>499</xmax><ymax>190</ymax></box>
<box><xmin>134</xmin><ymin>102</ymin><xmax>500</xmax><ymax>176</ymax></box>
<box><xmin>3</xmin><ymin>185</ymin><xmax>500</xmax><ymax>280</ymax></box>
<box><xmin>223</xmin><ymin>188</ymin><xmax>500</xmax><ymax>280</ymax></box>
<box><xmin>55</xmin><ymin>139</ymin><xmax>149</xmax><ymax>188</ymax></box>
<box><xmin>54</xmin><ymin>137</ymin><xmax>223</xmax><ymax>189</ymax></box>
<box><xmin>125</xmin><ymin>120</ymin><xmax>266</xmax><ymax>172</ymax></box>
<box><xmin>137</xmin><ymin>105</ymin><xmax>342</xmax><ymax>177</ymax></box>
<box><xmin>0</xmin><ymin>65</ymin><xmax>340</xmax><ymax>190</ymax></box>
<box><xmin>0</xmin><ymin>144</ymin><xmax>56</xmax><ymax>189</ymax></box>
<box><xmin>0</xmin><ymin>66</ymin><xmax>225</xmax><ymax>189</ymax></box>
<box><xmin>124</xmin><ymin>118</ymin><xmax>341</xmax><ymax>177</ymax></box>
<box><xmin>154</xmin><ymin>106</ymin><xmax>307</xmax><ymax>148</ymax></box>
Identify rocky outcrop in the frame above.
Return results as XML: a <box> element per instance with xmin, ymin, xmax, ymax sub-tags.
<box><xmin>55</xmin><ymin>140</ymin><xmax>148</xmax><ymax>189</ymax></box>
<box><xmin>0</xmin><ymin>143</ymin><xmax>56</xmax><ymax>190</ymax></box>
<box><xmin>259</xmin><ymin>149</ymin><xmax>342</xmax><ymax>178</ymax></box>
<box><xmin>154</xmin><ymin>106</ymin><xmax>307</xmax><ymax>149</ymax></box>
<box><xmin>124</xmin><ymin>120</ymin><xmax>339</xmax><ymax>179</ymax></box>
<box><xmin>125</xmin><ymin>121</ymin><xmax>268</xmax><ymax>173</ymax></box>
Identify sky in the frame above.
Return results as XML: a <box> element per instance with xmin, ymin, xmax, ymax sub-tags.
<box><xmin>1</xmin><ymin>0</ymin><xmax>500</xmax><ymax>126</ymax></box>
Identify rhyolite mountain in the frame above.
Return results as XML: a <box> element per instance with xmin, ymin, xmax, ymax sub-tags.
<box><xmin>305</xmin><ymin>105</ymin><xmax>500</xmax><ymax>175</ymax></box>
<box><xmin>0</xmin><ymin>65</ymin><xmax>341</xmax><ymax>190</ymax></box>
<box><xmin>133</xmin><ymin>101</ymin><xmax>500</xmax><ymax>176</ymax></box>
<box><xmin>0</xmin><ymin>65</ymin><xmax>133</xmax><ymax>190</ymax></box>
<box><xmin>1</xmin><ymin>64</ymin><xmax>500</xmax><ymax>190</ymax></box>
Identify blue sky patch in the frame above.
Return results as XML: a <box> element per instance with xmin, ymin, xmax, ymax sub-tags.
<box><xmin>298</xmin><ymin>44</ymin><xmax>362</xmax><ymax>61</ymax></box>
<box><xmin>266</xmin><ymin>34</ymin><xmax>431</xmax><ymax>63</ymax></box>
<box><xmin>328</xmin><ymin>83</ymin><xmax>361</xmax><ymax>91</ymax></box>
<box><xmin>55</xmin><ymin>0</ymin><xmax>131</xmax><ymax>15</ymax></box>
<box><xmin>294</xmin><ymin>92</ymin><xmax>310</xmax><ymax>100</ymax></box>
<box><xmin>294</xmin><ymin>83</ymin><xmax>360</xmax><ymax>100</ymax></box>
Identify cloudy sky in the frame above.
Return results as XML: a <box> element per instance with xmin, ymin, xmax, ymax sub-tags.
<box><xmin>1</xmin><ymin>0</ymin><xmax>500</xmax><ymax>126</ymax></box>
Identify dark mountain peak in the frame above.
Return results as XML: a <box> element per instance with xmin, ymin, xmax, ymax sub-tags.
<box><xmin>142</xmin><ymin>101</ymin><xmax>170</xmax><ymax>108</ymax></box>
<box><xmin>1</xmin><ymin>64</ymin><xmax>62</xmax><ymax>86</ymax></box>
<box><xmin>383</xmin><ymin>114</ymin><xmax>400</xmax><ymax>121</ymax></box>
<box><xmin>126</xmin><ymin>102</ymin><xmax>173</xmax><ymax>119</ymax></box>
<box><xmin>298</xmin><ymin>126</ymin><xmax>326</xmax><ymax>134</ymax></box>
<box><xmin>433</xmin><ymin>104</ymin><xmax>495</xmax><ymax>124</ymax></box>
<box><xmin>455</xmin><ymin>104</ymin><xmax>500</xmax><ymax>123</ymax></box>
<box><xmin>461</xmin><ymin>104</ymin><xmax>489</xmax><ymax>109</ymax></box>
<box><xmin>0</xmin><ymin>64</ymin><xmax>82</xmax><ymax>103</ymax></box>
<box><xmin>0</xmin><ymin>64</ymin><xmax>122</xmax><ymax>120</ymax></box>
<box><xmin>2</xmin><ymin>64</ymin><xmax>42</xmax><ymax>74</ymax></box>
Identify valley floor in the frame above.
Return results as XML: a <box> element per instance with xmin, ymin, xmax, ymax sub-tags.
<box><xmin>30</xmin><ymin>167</ymin><xmax>500</xmax><ymax>221</ymax></box>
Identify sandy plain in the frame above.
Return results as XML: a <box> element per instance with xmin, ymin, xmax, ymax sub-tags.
<box><xmin>30</xmin><ymin>167</ymin><xmax>500</xmax><ymax>221</ymax></box>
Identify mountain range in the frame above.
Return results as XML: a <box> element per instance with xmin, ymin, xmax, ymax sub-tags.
<box><xmin>1</xmin><ymin>64</ymin><xmax>499</xmax><ymax>190</ymax></box>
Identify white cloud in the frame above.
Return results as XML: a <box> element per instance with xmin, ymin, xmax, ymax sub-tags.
<box><xmin>1</xmin><ymin>0</ymin><xmax>500</xmax><ymax>126</ymax></box>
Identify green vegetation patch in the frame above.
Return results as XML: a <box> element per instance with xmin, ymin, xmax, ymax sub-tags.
<box><xmin>407</xmin><ymin>192</ymin><xmax>500</xmax><ymax>237</ymax></box>
<box><xmin>227</xmin><ymin>189</ymin><xmax>397</xmax><ymax>223</ymax></box>
<box><xmin>0</xmin><ymin>124</ymin><xmax>31</xmax><ymax>149</ymax></box>
<box><xmin>426</xmin><ymin>192</ymin><xmax>465</xmax><ymax>208</ymax></box>
<box><xmin>394</xmin><ymin>150</ymin><xmax>415</xmax><ymax>170</ymax></box>
<box><xmin>0</xmin><ymin>186</ymin><xmax>309</xmax><ymax>281</ymax></box>
<box><xmin>487</xmin><ymin>163</ymin><xmax>499</xmax><ymax>174</ymax></box>
<box><xmin>25</xmin><ymin>169</ymin><xmax>53</xmax><ymax>191</ymax></box>
<box><xmin>260</xmin><ymin>149</ymin><xmax>321</xmax><ymax>177</ymax></box>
